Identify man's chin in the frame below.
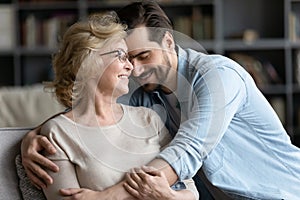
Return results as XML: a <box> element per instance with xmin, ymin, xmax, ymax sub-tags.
<box><xmin>142</xmin><ymin>83</ymin><xmax>159</xmax><ymax>92</ymax></box>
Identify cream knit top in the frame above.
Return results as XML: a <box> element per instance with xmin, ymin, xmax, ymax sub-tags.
<box><xmin>41</xmin><ymin>104</ymin><xmax>174</xmax><ymax>199</ymax></box>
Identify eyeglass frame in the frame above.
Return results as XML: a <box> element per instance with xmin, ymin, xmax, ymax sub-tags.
<box><xmin>99</xmin><ymin>49</ymin><xmax>129</xmax><ymax>63</ymax></box>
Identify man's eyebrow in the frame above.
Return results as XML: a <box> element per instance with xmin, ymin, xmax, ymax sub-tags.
<box><xmin>129</xmin><ymin>50</ymin><xmax>151</xmax><ymax>59</ymax></box>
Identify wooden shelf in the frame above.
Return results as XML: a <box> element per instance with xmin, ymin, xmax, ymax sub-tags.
<box><xmin>0</xmin><ymin>0</ymin><xmax>299</xmax><ymax>144</ymax></box>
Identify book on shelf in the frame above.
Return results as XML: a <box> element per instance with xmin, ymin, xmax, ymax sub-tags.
<box><xmin>202</xmin><ymin>14</ymin><xmax>213</xmax><ymax>40</ymax></box>
<box><xmin>23</xmin><ymin>14</ymin><xmax>38</xmax><ymax>48</ymax></box>
<box><xmin>192</xmin><ymin>7</ymin><xmax>204</xmax><ymax>40</ymax></box>
<box><xmin>0</xmin><ymin>5</ymin><xmax>15</xmax><ymax>50</ymax></box>
<box><xmin>44</xmin><ymin>14</ymin><xmax>76</xmax><ymax>48</ymax></box>
<box><xmin>173</xmin><ymin>15</ymin><xmax>192</xmax><ymax>38</ymax></box>
<box><xmin>229</xmin><ymin>53</ymin><xmax>282</xmax><ymax>88</ymax></box>
<box><xmin>173</xmin><ymin>9</ymin><xmax>213</xmax><ymax>40</ymax></box>
<box><xmin>22</xmin><ymin>13</ymin><xmax>76</xmax><ymax>48</ymax></box>
<box><xmin>44</xmin><ymin>17</ymin><xmax>59</xmax><ymax>48</ymax></box>
<box><xmin>289</xmin><ymin>11</ymin><xmax>300</xmax><ymax>41</ymax></box>
<box><xmin>192</xmin><ymin>7</ymin><xmax>213</xmax><ymax>40</ymax></box>
<box><xmin>294</xmin><ymin>50</ymin><xmax>300</xmax><ymax>85</ymax></box>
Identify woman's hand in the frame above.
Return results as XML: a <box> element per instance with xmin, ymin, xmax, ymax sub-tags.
<box><xmin>124</xmin><ymin>166</ymin><xmax>175</xmax><ymax>200</ymax></box>
<box><xmin>60</xmin><ymin>186</ymin><xmax>138</xmax><ymax>200</ymax></box>
<box><xmin>60</xmin><ymin>188</ymin><xmax>102</xmax><ymax>200</ymax></box>
<box><xmin>21</xmin><ymin>126</ymin><xmax>59</xmax><ymax>189</ymax></box>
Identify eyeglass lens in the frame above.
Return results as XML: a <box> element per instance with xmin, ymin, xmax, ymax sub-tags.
<box><xmin>117</xmin><ymin>49</ymin><xmax>128</xmax><ymax>63</ymax></box>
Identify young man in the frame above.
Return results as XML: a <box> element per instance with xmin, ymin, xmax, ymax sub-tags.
<box><xmin>21</xmin><ymin>1</ymin><xmax>300</xmax><ymax>199</ymax></box>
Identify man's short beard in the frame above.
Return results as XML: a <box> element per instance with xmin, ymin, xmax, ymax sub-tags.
<box><xmin>142</xmin><ymin>83</ymin><xmax>160</xmax><ymax>92</ymax></box>
<box><xmin>141</xmin><ymin>52</ymin><xmax>172</xmax><ymax>93</ymax></box>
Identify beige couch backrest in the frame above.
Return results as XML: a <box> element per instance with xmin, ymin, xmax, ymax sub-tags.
<box><xmin>0</xmin><ymin>84</ymin><xmax>65</xmax><ymax>128</ymax></box>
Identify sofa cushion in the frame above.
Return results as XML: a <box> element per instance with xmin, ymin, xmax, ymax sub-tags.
<box><xmin>0</xmin><ymin>127</ymin><xmax>30</xmax><ymax>200</ymax></box>
<box><xmin>0</xmin><ymin>84</ymin><xmax>65</xmax><ymax>127</ymax></box>
<box><xmin>15</xmin><ymin>154</ymin><xmax>46</xmax><ymax>200</ymax></box>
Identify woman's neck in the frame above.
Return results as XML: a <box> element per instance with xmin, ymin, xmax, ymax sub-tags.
<box><xmin>65</xmin><ymin>92</ymin><xmax>123</xmax><ymax>127</ymax></box>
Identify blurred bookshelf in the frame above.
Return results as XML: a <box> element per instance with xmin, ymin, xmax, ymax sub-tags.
<box><xmin>0</xmin><ymin>0</ymin><xmax>300</xmax><ymax>145</ymax></box>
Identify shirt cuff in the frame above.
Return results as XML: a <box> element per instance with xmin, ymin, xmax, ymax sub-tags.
<box><xmin>157</xmin><ymin>145</ymin><xmax>200</xmax><ymax>181</ymax></box>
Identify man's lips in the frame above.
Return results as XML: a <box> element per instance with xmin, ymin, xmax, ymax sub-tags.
<box><xmin>135</xmin><ymin>70</ymin><xmax>154</xmax><ymax>82</ymax></box>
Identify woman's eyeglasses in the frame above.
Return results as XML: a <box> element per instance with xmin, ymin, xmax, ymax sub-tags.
<box><xmin>99</xmin><ymin>49</ymin><xmax>129</xmax><ymax>63</ymax></box>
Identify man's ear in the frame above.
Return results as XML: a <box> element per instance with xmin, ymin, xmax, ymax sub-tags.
<box><xmin>162</xmin><ymin>31</ymin><xmax>175</xmax><ymax>50</ymax></box>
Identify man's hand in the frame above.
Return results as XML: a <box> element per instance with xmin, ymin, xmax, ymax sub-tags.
<box><xmin>21</xmin><ymin>127</ymin><xmax>59</xmax><ymax>189</ymax></box>
<box><xmin>124</xmin><ymin>166</ymin><xmax>175</xmax><ymax>200</ymax></box>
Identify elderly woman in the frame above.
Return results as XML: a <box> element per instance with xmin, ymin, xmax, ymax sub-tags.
<box><xmin>40</xmin><ymin>12</ymin><xmax>198</xmax><ymax>200</ymax></box>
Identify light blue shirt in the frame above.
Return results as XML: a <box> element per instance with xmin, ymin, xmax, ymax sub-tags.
<box><xmin>120</xmin><ymin>45</ymin><xmax>300</xmax><ymax>199</ymax></box>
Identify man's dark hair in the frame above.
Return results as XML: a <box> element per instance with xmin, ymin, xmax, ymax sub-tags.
<box><xmin>117</xmin><ymin>0</ymin><xmax>173</xmax><ymax>44</ymax></box>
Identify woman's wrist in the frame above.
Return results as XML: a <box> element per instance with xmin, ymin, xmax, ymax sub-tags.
<box><xmin>105</xmin><ymin>181</ymin><xmax>135</xmax><ymax>200</ymax></box>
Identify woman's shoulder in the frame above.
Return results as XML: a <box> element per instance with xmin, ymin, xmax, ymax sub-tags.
<box><xmin>40</xmin><ymin>114</ymin><xmax>70</xmax><ymax>136</ymax></box>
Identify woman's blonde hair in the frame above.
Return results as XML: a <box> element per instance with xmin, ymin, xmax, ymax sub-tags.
<box><xmin>46</xmin><ymin>11</ymin><xmax>127</xmax><ymax>108</ymax></box>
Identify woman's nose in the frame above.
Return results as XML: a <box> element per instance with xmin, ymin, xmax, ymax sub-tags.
<box><xmin>125</xmin><ymin>59</ymin><xmax>134</xmax><ymax>71</ymax></box>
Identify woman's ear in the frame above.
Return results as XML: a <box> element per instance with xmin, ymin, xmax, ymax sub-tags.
<box><xmin>162</xmin><ymin>31</ymin><xmax>175</xmax><ymax>50</ymax></box>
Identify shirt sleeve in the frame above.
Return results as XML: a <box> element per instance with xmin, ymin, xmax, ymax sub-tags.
<box><xmin>171</xmin><ymin>179</ymin><xmax>199</xmax><ymax>199</ymax></box>
<box><xmin>41</xmin><ymin>120</ymin><xmax>80</xmax><ymax>198</ymax></box>
<box><xmin>40</xmin><ymin>120</ymin><xmax>69</xmax><ymax>161</ymax></box>
<box><xmin>42</xmin><ymin>160</ymin><xmax>80</xmax><ymax>199</ymax></box>
<box><xmin>158</xmin><ymin>65</ymin><xmax>247</xmax><ymax>180</ymax></box>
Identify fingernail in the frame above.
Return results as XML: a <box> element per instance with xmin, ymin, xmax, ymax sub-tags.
<box><xmin>47</xmin><ymin>179</ymin><xmax>53</xmax><ymax>185</ymax></box>
<box><xmin>50</xmin><ymin>147</ymin><xmax>56</xmax><ymax>154</ymax></box>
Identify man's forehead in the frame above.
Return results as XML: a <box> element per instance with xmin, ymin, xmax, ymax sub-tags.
<box><xmin>125</xmin><ymin>27</ymin><xmax>160</xmax><ymax>51</ymax></box>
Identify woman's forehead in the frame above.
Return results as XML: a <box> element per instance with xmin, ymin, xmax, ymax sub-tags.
<box><xmin>103</xmin><ymin>39</ymin><xmax>127</xmax><ymax>52</ymax></box>
<box><xmin>114</xmin><ymin>39</ymin><xmax>127</xmax><ymax>50</ymax></box>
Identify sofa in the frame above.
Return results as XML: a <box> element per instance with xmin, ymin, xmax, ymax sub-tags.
<box><xmin>0</xmin><ymin>127</ymin><xmax>30</xmax><ymax>199</ymax></box>
<box><xmin>0</xmin><ymin>84</ymin><xmax>64</xmax><ymax>199</ymax></box>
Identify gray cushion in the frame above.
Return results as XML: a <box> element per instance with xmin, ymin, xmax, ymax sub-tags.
<box><xmin>0</xmin><ymin>128</ymin><xmax>30</xmax><ymax>200</ymax></box>
<box><xmin>15</xmin><ymin>154</ymin><xmax>46</xmax><ymax>200</ymax></box>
